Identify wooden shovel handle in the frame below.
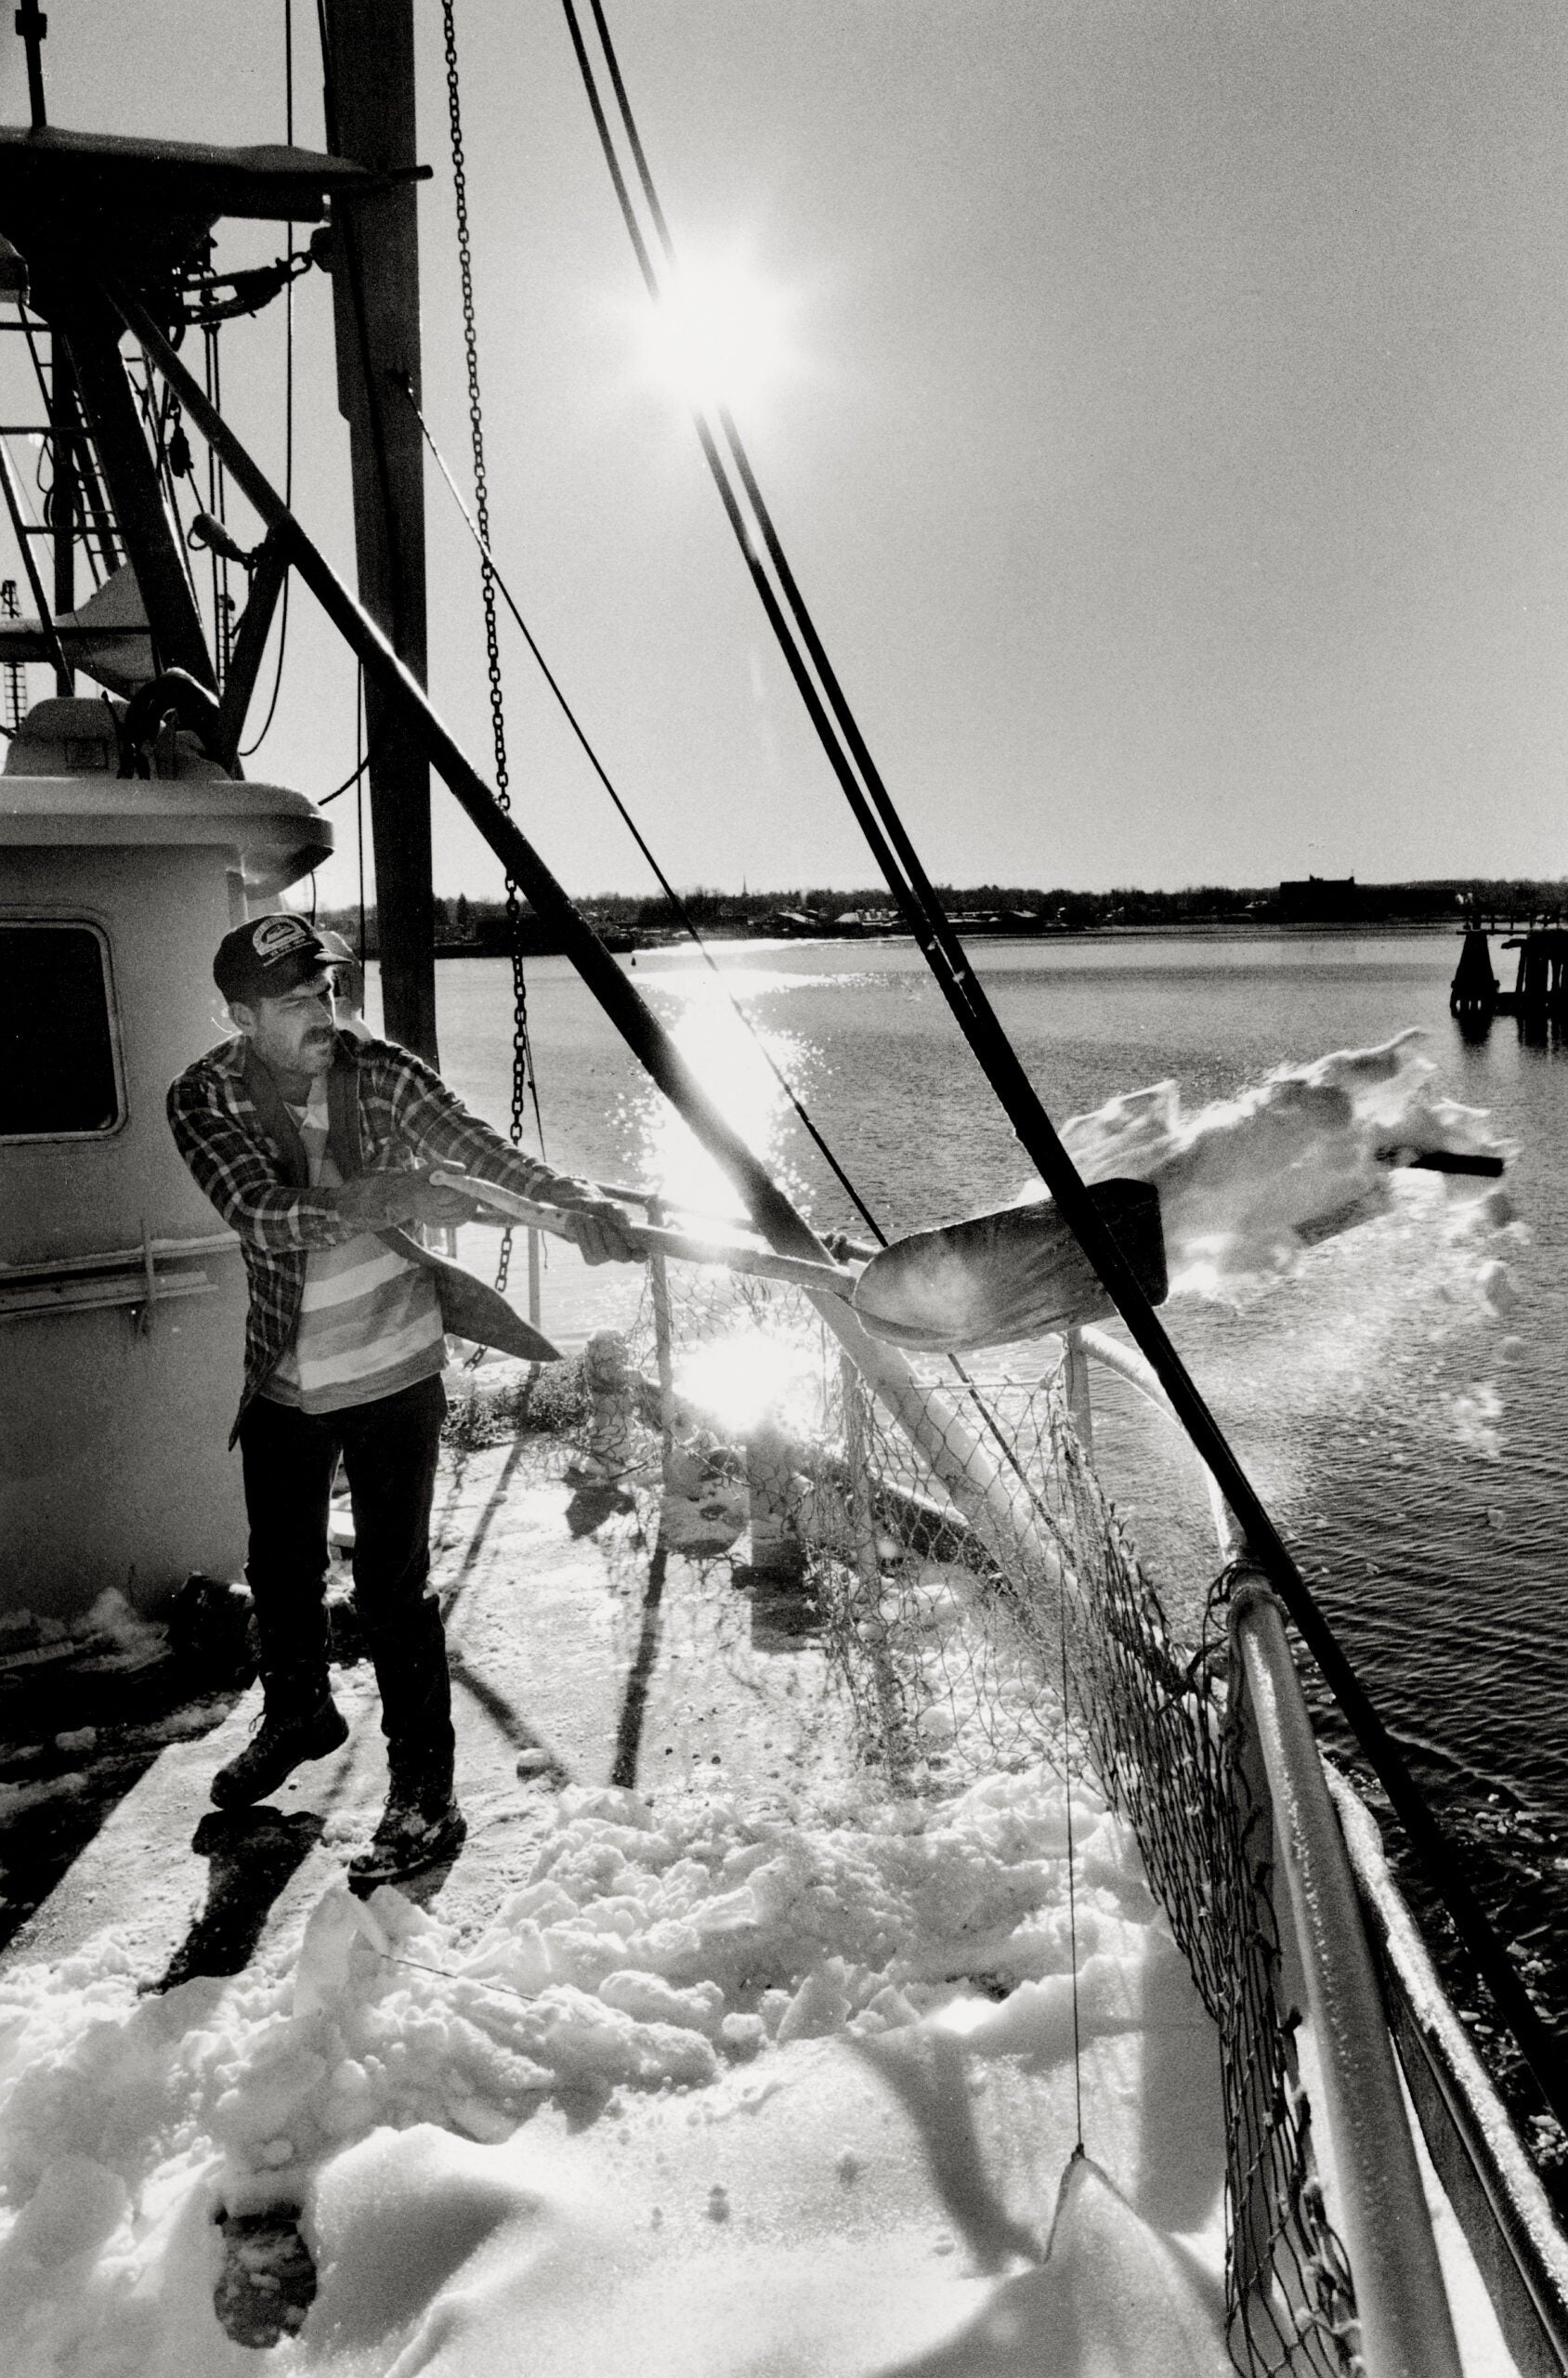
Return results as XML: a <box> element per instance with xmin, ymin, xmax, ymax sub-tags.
<box><xmin>1376</xmin><ymin>1145</ymin><xmax>1506</xmax><ymax>1177</ymax></box>
<box><xmin>429</xmin><ymin>1170</ymin><xmax>858</xmax><ymax>1298</ymax></box>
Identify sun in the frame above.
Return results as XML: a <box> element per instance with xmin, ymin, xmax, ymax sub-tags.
<box><xmin>640</xmin><ymin>246</ymin><xmax>797</xmax><ymax>413</ymax></box>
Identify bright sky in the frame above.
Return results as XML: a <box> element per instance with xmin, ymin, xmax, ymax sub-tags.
<box><xmin>9</xmin><ymin>2</ymin><xmax>1568</xmax><ymax>905</ymax></box>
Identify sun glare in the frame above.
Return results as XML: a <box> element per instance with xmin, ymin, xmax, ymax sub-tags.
<box><xmin>642</xmin><ymin>250</ymin><xmax>796</xmax><ymax>412</ymax></box>
<box><xmin>674</xmin><ymin>1329</ymin><xmax>817</xmax><ymax>1437</ymax></box>
<box><xmin>634</xmin><ymin>971</ymin><xmax>797</xmax><ymax>1218</ymax></box>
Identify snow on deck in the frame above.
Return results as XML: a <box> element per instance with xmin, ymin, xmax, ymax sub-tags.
<box><xmin>0</xmin><ymin>1435</ymin><xmax>1232</xmax><ymax>2373</ymax></box>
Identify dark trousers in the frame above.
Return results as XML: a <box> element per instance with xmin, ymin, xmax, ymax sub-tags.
<box><xmin>238</xmin><ymin>1373</ymin><xmax>452</xmax><ymax>1779</ymax></box>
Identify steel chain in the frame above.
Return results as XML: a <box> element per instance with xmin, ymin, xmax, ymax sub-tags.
<box><xmin>441</xmin><ymin>0</ymin><xmax>539</xmax><ymax>1296</ymax></box>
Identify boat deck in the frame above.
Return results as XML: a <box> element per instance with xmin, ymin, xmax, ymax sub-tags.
<box><xmin>0</xmin><ymin>1431</ymin><xmax>1532</xmax><ymax>2377</ymax></box>
<box><xmin>0</xmin><ymin>1429</ymin><xmax>1253</xmax><ymax>2371</ymax></box>
<box><xmin>3</xmin><ymin>1432</ymin><xmax>859</xmax><ymax>1981</ymax></box>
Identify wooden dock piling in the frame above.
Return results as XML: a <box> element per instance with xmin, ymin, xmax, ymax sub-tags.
<box><xmin>1448</xmin><ymin>929</ymin><xmax>1497</xmax><ymax>1022</ymax></box>
<box><xmin>1497</xmin><ymin>927</ymin><xmax>1568</xmax><ymax>1025</ymax></box>
<box><xmin>1451</xmin><ymin>912</ymin><xmax>1568</xmax><ymax>1029</ymax></box>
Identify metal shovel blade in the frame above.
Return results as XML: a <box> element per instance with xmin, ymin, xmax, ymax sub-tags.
<box><xmin>850</xmin><ymin>1178</ymin><xmax>1168</xmax><ymax>1352</ymax></box>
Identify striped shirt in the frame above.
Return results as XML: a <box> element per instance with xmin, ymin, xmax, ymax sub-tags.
<box><xmin>265</xmin><ymin>1080</ymin><xmax>447</xmax><ymax>1414</ymax></box>
<box><xmin>167</xmin><ymin>1031</ymin><xmax>578</xmax><ymax>1439</ymax></box>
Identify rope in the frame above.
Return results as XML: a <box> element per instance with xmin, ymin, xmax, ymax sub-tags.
<box><xmin>555</xmin><ymin>0</ymin><xmax>1107</xmax><ymax>1511</ymax></box>
<box><xmin>375</xmin><ymin>1943</ymin><xmax>543</xmax><ymax>2011</ymax></box>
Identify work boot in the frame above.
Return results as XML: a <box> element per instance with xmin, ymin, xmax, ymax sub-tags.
<box><xmin>348</xmin><ymin>1757</ymin><xmax>465</xmax><ymax>1891</ymax></box>
<box><xmin>210</xmin><ymin>1692</ymin><xmax>349</xmax><ymax>1810</ymax></box>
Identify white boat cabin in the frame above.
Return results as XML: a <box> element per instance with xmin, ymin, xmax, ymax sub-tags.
<box><xmin>0</xmin><ymin>696</ymin><xmax>331</xmax><ymax>1620</ymax></box>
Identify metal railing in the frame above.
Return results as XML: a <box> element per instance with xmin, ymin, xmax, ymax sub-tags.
<box><xmin>1069</xmin><ymin>1341</ymin><xmax>1514</xmax><ymax>2373</ymax></box>
<box><xmin>537</xmin><ymin>1243</ymin><xmax>1562</xmax><ymax>2376</ymax></box>
<box><xmin>1329</xmin><ymin>1765</ymin><xmax>1568</xmax><ymax>2378</ymax></box>
<box><xmin>1229</xmin><ymin>1576</ymin><xmax>1465</xmax><ymax>2378</ymax></box>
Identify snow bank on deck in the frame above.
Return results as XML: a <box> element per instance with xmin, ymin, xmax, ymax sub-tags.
<box><xmin>0</xmin><ymin>1770</ymin><xmax>1224</xmax><ymax>2374</ymax></box>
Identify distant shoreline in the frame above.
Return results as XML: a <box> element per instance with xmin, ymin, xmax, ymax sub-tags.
<box><xmin>412</xmin><ymin>916</ymin><xmax>1469</xmax><ymax>960</ymax></box>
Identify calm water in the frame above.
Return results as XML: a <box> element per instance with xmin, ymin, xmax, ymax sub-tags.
<box><xmin>372</xmin><ymin>930</ymin><xmax>1568</xmax><ymax>2033</ymax></box>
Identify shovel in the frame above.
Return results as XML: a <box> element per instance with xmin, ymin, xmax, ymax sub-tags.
<box><xmin>1375</xmin><ymin>1146</ymin><xmax>1505</xmax><ymax>1177</ymax></box>
<box><xmin>431</xmin><ymin>1169</ymin><xmax>1167</xmax><ymax>1355</ymax></box>
<box><xmin>847</xmin><ymin>1178</ymin><xmax>1167</xmax><ymax>1352</ymax></box>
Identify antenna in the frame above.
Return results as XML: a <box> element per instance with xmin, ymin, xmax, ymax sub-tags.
<box><xmin>14</xmin><ymin>0</ymin><xmax>46</xmax><ymax>132</ymax></box>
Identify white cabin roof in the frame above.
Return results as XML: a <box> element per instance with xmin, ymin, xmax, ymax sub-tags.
<box><xmin>0</xmin><ymin>698</ymin><xmax>331</xmax><ymax>895</ymax></box>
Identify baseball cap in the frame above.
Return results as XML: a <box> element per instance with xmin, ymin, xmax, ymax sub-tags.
<box><xmin>214</xmin><ymin>916</ymin><xmax>345</xmax><ymax>1006</ymax></box>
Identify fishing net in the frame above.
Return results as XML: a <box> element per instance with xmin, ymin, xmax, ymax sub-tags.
<box><xmin>577</xmin><ymin>1260</ymin><xmax>1363</xmax><ymax>2377</ymax></box>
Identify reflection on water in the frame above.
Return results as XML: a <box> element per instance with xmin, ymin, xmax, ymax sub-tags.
<box><xmin>397</xmin><ymin>934</ymin><xmax>1568</xmax><ymax>2028</ymax></box>
<box><xmin>628</xmin><ymin>967</ymin><xmax>808</xmax><ymax>1220</ymax></box>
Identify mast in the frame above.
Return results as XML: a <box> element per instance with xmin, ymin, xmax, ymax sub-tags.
<box><xmin>3</xmin><ymin>6</ymin><xmax>204</xmax><ymax>690</ymax></box>
<box><xmin>0</xmin><ymin>26</ymin><xmax>395</xmax><ymax>723</ymax></box>
<box><xmin>320</xmin><ymin>0</ymin><xmax>438</xmax><ymax>1063</ymax></box>
<box><xmin>53</xmin><ymin>294</ymin><xmax>215</xmax><ymax>687</ymax></box>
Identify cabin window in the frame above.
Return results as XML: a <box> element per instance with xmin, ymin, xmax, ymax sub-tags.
<box><xmin>0</xmin><ymin>921</ymin><xmax>124</xmax><ymax>1138</ymax></box>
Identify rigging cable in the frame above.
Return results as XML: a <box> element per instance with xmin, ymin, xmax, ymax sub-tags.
<box><xmin>318</xmin><ymin>741</ymin><xmax>373</xmax><ymax>804</ymax></box>
<box><xmin>403</xmin><ymin>366</ymin><xmax>1059</xmax><ymax>1528</ymax></box>
<box><xmin>400</xmin><ymin>373</ymin><xmax>886</xmax><ymax>1244</ymax></box>
<box><xmin>564</xmin><ymin>0</ymin><xmax>1314</xmax><ymax>1593</ymax></box>
<box><xmin>562</xmin><ymin>0</ymin><xmax>1568</xmax><ymax>2126</ymax></box>
<box><xmin>425</xmin><ymin>32</ymin><xmax>1077</xmax><ymax>1698</ymax></box>
<box><xmin>439</xmin><ymin>0</ymin><xmax>545</xmax><ymax>1319</ymax></box>
<box><xmin>54</xmin><ymin>374</ymin><xmax>109</xmax><ymax>590</ymax></box>
<box><xmin>581</xmin><ymin>0</ymin><xmax>989</xmax><ymax>1026</ymax></box>
<box><xmin>410</xmin><ymin>46</ymin><xmax>1069</xmax><ymax>1509</ymax></box>
<box><xmin>22</xmin><ymin>308</ymin><xmax>113</xmax><ymax>587</ymax></box>
<box><xmin>201</xmin><ymin>321</ymin><xmax>233</xmax><ymax>685</ymax></box>
<box><xmin>153</xmin><ymin>374</ymin><xmax>203</xmax><ymax>609</ymax></box>
<box><xmin>412</xmin><ymin>278</ymin><xmax>1056</xmax><ymax>1483</ymax></box>
<box><xmin>130</xmin><ymin>359</ymin><xmax>203</xmax><ymax>620</ymax></box>
<box><xmin>240</xmin><ymin>0</ymin><xmax>298</xmax><ymax>757</ymax></box>
<box><xmin>558</xmin><ymin>0</ymin><xmax>974</xmax><ymax>1037</ymax></box>
<box><xmin>355</xmin><ymin>660</ymin><xmax>367</xmax><ymax>969</ymax></box>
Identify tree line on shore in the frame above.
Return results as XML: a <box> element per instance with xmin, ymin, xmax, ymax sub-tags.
<box><xmin>318</xmin><ymin>875</ymin><xmax>1566</xmax><ymax>957</ymax></box>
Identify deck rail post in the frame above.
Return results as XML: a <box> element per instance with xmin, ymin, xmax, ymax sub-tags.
<box><xmin>646</xmin><ymin>1197</ymin><xmax>676</xmax><ymax>1485</ymax></box>
<box><xmin>1063</xmin><ymin>1323</ymin><xmax>1092</xmax><ymax>1452</ymax></box>
<box><xmin>582</xmin><ymin>1328</ymin><xmax>634</xmax><ymax>1483</ymax></box>
<box><xmin>526</xmin><ymin>1225</ymin><xmax>542</xmax><ymax>1332</ymax></box>
<box><xmin>745</xmin><ymin>1414</ymin><xmax>804</xmax><ymax>1579</ymax></box>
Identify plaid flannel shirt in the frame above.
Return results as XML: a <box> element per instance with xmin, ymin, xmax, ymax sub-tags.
<box><xmin>167</xmin><ymin>1030</ymin><xmax>571</xmax><ymax>1438</ymax></box>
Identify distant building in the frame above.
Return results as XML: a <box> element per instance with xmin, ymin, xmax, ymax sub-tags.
<box><xmin>1279</xmin><ymin>874</ymin><xmax>1359</xmax><ymax>923</ymax></box>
